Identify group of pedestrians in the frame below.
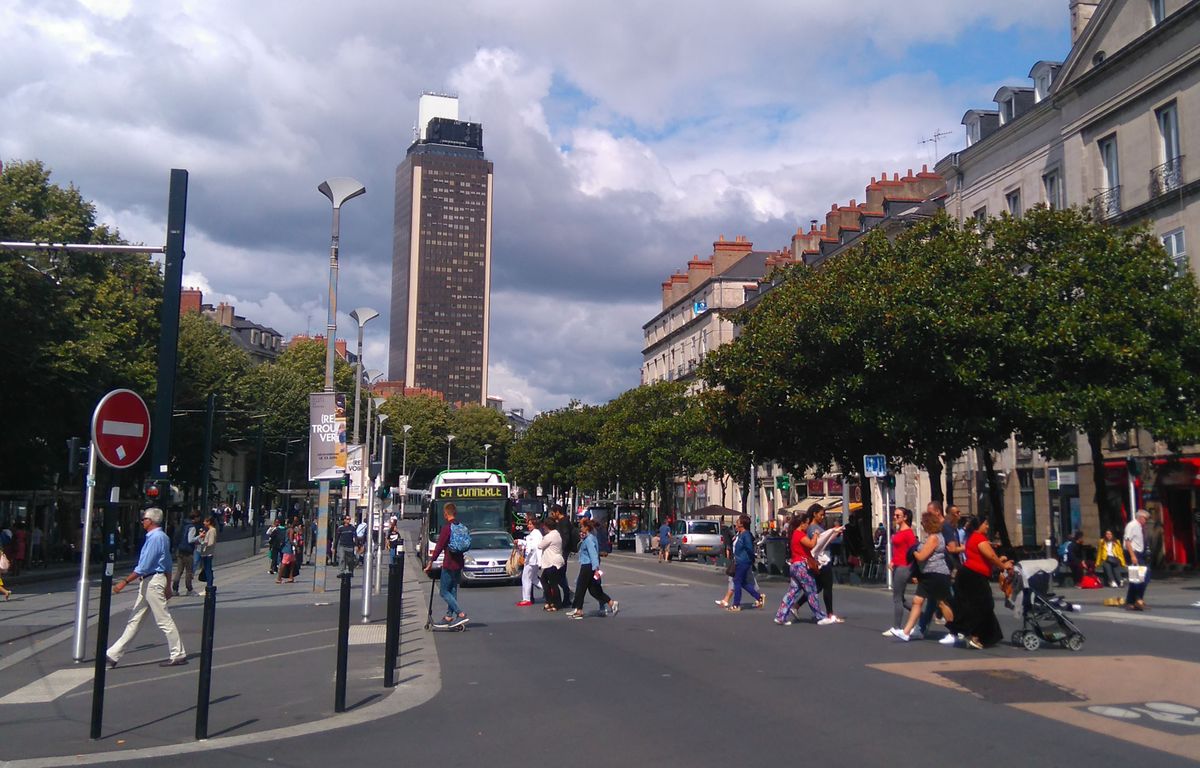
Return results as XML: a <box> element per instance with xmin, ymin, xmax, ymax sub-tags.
<box><xmin>511</xmin><ymin>505</ymin><xmax>619</xmax><ymax>620</ymax></box>
<box><xmin>885</xmin><ymin>502</ymin><xmax>1013</xmax><ymax>649</ymax></box>
<box><xmin>768</xmin><ymin>505</ymin><xmax>845</xmax><ymax>625</ymax></box>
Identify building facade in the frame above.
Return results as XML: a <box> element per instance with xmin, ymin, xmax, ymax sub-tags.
<box><xmin>935</xmin><ymin>0</ymin><xmax>1200</xmax><ymax>566</ymax></box>
<box><xmin>180</xmin><ymin>288</ymin><xmax>284</xmax><ymax>365</ymax></box>
<box><xmin>387</xmin><ymin>93</ymin><xmax>494</xmax><ymax>406</ymax></box>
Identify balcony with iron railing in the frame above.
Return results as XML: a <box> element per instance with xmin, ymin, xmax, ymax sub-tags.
<box><xmin>1090</xmin><ymin>186</ymin><xmax>1122</xmax><ymax>220</ymax></box>
<box><xmin>1150</xmin><ymin>155</ymin><xmax>1184</xmax><ymax>197</ymax></box>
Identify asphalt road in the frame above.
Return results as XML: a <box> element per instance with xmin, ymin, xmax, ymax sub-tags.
<box><xmin>3</xmin><ymin>527</ymin><xmax>1199</xmax><ymax>767</ymax></box>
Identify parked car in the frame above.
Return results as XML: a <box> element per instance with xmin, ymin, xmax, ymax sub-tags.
<box><xmin>461</xmin><ymin>530</ymin><xmax>519</xmax><ymax>585</ymax></box>
<box><xmin>669</xmin><ymin>519</ymin><xmax>723</xmax><ymax>561</ymax></box>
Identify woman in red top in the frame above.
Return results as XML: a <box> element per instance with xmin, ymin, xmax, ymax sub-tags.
<box><xmin>773</xmin><ymin>510</ymin><xmax>834</xmax><ymax>625</ymax></box>
<box><xmin>950</xmin><ymin>515</ymin><xmax>1012</xmax><ymax>649</ymax></box>
<box><xmin>887</xmin><ymin>508</ymin><xmax>917</xmax><ymax>631</ymax></box>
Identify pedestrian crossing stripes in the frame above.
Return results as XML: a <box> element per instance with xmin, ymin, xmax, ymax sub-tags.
<box><xmin>0</xmin><ymin>669</ymin><xmax>91</xmax><ymax>704</ymax></box>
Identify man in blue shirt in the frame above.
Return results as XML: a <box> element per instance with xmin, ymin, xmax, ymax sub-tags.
<box><xmin>106</xmin><ymin>507</ymin><xmax>188</xmax><ymax>667</ymax></box>
<box><xmin>659</xmin><ymin>519</ymin><xmax>673</xmax><ymax>562</ymax></box>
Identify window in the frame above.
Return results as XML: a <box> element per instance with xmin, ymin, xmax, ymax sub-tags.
<box><xmin>1163</xmin><ymin>229</ymin><xmax>1187</xmax><ymax>275</ymax></box>
<box><xmin>1099</xmin><ymin>134</ymin><xmax>1120</xmax><ymax>189</ymax></box>
<box><xmin>1005</xmin><ymin>189</ymin><xmax>1022</xmax><ymax>216</ymax></box>
<box><xmin>1157</xmin><ymin>102</ymin><xmax>1180</xmax><ymax>164</ymax></box>
<box><xmin>1001</xmin><ymin>97</ymin><xmax>1016</xmax><ymax>125</ymax></box>
<box><xmin>1035</xmin><ymin>73</ymin><xmax>1050</xmax><ymax>102</ymax></box>
<box><xmin>972</xmin><ymin>206</ymin><xmax>987</xmax><ymax>227</ymax></box>
<box><xmin>966</xmin><ymin>119</ymin><xmax>980</xmax><ymax>147</ymax></box>
<box><xmin>1043</xmin><ymin>169</ymin><xmax>1063</xmax><ymax>209</ymax></box>
<box><xmin>1151</xmin><ymin>0</ymin><xmax>1166</xmax><ymax>25</ymax></box>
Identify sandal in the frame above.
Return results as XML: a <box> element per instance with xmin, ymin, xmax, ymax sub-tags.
<box><xmin>715</xmin><ymin>599</ymin><xmax>729</xmax><ymax>608</ymax></box>
<box><xmin>754</xmin><ymin>597</ymin><xmax>765</xmax><ymax>609</ymax></box>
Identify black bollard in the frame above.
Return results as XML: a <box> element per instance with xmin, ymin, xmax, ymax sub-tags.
<box><xmin>335</xmin><ymin>571</ymin><xmax>352</xmax><ymax>712</ymax></box>
<box><xmin>88</xmin><ymin>506</ymin><xmax>119</xmax><ymax>740</ymax></box>
<box><xmin>195</xmin><ymin>585</ymin><xmax>217</xmax><ymax>740</ymax></box>
<box><xmin>383</xmin><ymin>543</ymin><xmax>404</xmax><ymax>687</ymax></box>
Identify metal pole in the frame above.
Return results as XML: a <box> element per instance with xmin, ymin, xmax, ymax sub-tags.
<box><xmin>1127</xmin><ymin>468</ymin><xmax>1138</xmax><ymax>521</ymax></box>
<box><xmin>384</xmin><ymin>540</ymin><xmax>404</xmax><ymax>688</ymax></box>
<box><xmin>352</xmin><ymin>323</ymin><xmax>364</xmax><ymax>446</ymax></box>
<box><xmin>315</xmin><ymin>202</ymin><xmax>341</xmax><ymax>595</ymax></box>
<box><xmin>362</xmin><ymin>480</ymin><xmax>374</xmax><ymax>621</ymax></box>
<box><xmin>72</xmin><ymin>441</ymin><xmax>99</xmax><ymax>662</ymax></box>
<box><xmin>335</xmin><ymin>572</ymin><xmax>352</xmax><ymax>712</ymax></box>
<box><xmin>195</xmin><ymin>585</ymin><xmax>217</xmax><ymax>740</ymax></box>
<box><xmin>150</xmin><ymin>169</ymin><xmax>188</xmax><ymax>482</ymax></box>
<box><xmin>89</xmin><ymin>487</ymin><xmax>119</xmax><ymax>738</ymax></box>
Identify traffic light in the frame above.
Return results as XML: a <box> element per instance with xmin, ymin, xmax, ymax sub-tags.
<box><xmin>886</xmin><ymin>474</ymin><xmax>896</xmax><ymax>489</ymax></box>
<box><xmin>143</xmin><ymin>479</ymin><xmax>162</xmax><ymax>503</ymax></box>
<box><xmin>66</xmin><ymin>437</ymin><xmax>86</xmax><ymax>482</ymax></box>
<box><xmin>1126</xmin><ymin>457</ymin><xmax>1140</xmax><ymax>476</ymax></box>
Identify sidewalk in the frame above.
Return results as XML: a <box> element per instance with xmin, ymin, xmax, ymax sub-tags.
<box><xmin>0</xmin><ymin>545</ymin><xmax>439</xmax><ymax>766</ymax></box>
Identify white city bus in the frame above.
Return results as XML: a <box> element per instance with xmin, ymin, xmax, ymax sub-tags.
<box><xmin>421</xmin><ymin>469</ymin><xmax>513</xmax><ymax>571</ymax></box>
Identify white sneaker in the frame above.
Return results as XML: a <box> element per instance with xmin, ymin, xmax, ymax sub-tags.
<box><xmin>887</xmin><ymin>627</ymin><xmax>911</xmax><ymax>641</ymax></box>
<box><xmin>908</xmin><ymin>628</ymin><xmax>925</xmax><ymax>641</ymax></box>
<box><xmin>938</xmin><ymin>633</ymin><xmax>958</xmax><ymax>646</ymax></box>
<box><xmin>818</xmin><ymin>617</ymin><xmax>838</xmax><ymax>626</ymax></box>
<box><xmin>882</xmin><ymin>627</ymin><xmax>896</xmax><ymax>636</ymax></box>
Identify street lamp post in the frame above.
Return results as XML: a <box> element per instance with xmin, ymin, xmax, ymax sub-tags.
<box><xmin>446</xmin><ymin>434</ymin><xmax>455</xmax><ymax>471</ymax></box>
<box><xmin>348</xmin><ymin>308</ymin><xmax>379</xmax><ymax>446</ymax></box>
<box><xmin>401</xmin><ymin>424</ymin><xmax>412</xmax><ymax>481</ymax></box>
<box><xmin>315</xmin><ymin>176</ymin><xmax>366</xmax><ymax>593</ymax></box>
<box><xmin>484</xmin><ymin>443</ymin><xmax>492</xmax><ymax>470</ymax></box>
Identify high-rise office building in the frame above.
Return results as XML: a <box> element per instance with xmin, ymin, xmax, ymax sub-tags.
<box><xmin>387</xmin><ymin>94</ymin><xmax>493</xmax><ymax>405</ymax></box>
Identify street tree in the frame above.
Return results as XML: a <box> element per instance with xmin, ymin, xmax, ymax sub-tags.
<box><xmin>376</xmin><ymin>394</ymin><xmax>453</xmax><ymax>487</ymax></box>
<box><xmin>989</xmin><ymin>206</ymin><xmax>1200</xmax><ymax>533</ymax></box>
<box><xmin>449</xmin><ymin>404</ymin><xmax>513</xmax><ymax>473</ymax></box>
<box><xmin>508</xmin><ymin>401</ymin><xmax>603</xmax><ymax>496</ymax></box>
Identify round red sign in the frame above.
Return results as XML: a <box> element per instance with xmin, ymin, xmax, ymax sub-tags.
<box><xmin>91</xmin><ymin>389</ymin><xmax>152</xmax><ymax>470</ymax></box>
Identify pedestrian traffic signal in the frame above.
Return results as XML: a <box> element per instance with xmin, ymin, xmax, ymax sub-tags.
<box><xmin>66</xmin><ymin>437</ymin><xmax>87</xmax><ymax>481</ymax></box>
<box><xmin>143</xmin><ymin>480</ymin><xmax>161</xmax><ymax>501</ymax></box>
<box><xmin>886</xmin><ymin>474</ymin><xmax>896</xmax><ymax>489</ymax></box>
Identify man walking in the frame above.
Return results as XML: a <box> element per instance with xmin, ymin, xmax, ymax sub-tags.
<box><xmin>172</xmin><ymin>513</ymin><xmax>200</xmax><ymax>596</ymax></box>
<box><xmin>267</xmin><ymin>517</ymin><xmax>286</xmax><ymax>574</ymax></box>
<box><xmin>335</xmin><ymin>514</ymin><xmax>360</xmax><ymax>574</ymax></box>
<box><xmin>1124</xmin><ymin>509</ymin><xmax>1152</xmax><ymax>611</ymax></box>
<box><xmin>659</xmin><ymin>518</ymin><xmax>672</xmax><ymax>562</ymax></box>
<box><xmin>424</xmin><ymin>503</ymin><xmax>468</xmax><ymax>627</ymax></box>
<box><xmin>107</xmin><ymin>508</ymin><xmax>187</xmax><ymax>667</ymax></box>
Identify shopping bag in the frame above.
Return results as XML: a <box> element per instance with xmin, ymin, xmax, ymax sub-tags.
<box><xmin>505</xmin><ymin>546</ymin><xmax>521</xmax><ymax>577</ymax></box>
<box><xmin>1127</xmin><ymin>565</ymin><xmax>1147</xmax><ymax>584</ymax></box>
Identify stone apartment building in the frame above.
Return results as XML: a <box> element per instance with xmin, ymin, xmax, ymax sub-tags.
<box><xmin>933</xmin><ymin>0</ymin><xmax>1200</xmax><ymax>566</ymax></box>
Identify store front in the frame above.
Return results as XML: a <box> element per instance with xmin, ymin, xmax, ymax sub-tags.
<box><xmin>1152</xmin><ymin>458</ymin><xmax>1199</xmax><ymax>567</ymax></box>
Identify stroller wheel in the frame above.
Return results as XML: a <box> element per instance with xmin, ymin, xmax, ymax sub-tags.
<box><xmin>1021</xmin><ymin>633</ymin><xmax>1042</xmax><ymax>651</ymax></box>
<box><xmin>1065</xmin><ymin>634</ymin><xmax>1084</xmax><ymax>652</ymax></box>
<box><xmin>1011</xmin><ymin>631</ymin><xmax>1026</xmax><ymax>647</ymax></box>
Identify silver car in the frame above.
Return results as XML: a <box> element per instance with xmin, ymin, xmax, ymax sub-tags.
<box><xmin>669</xmin><ymin>519</ymin><xmax>723</xmax><ymax>561</ymax></box>
<box><xmin>461</xmin><ymin>530</ymin><xmax>519</xmax><ymax>584</ymax></box>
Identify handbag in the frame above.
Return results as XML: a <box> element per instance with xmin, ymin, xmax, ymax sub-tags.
<box><xmin>1127</xmin><ymin>564</ymin><xmax>1147</xmax><ymax>584</ymax></box>
<box><xmin>505</xmin><ymin>546</ymin><xmax>521</xmax><ymax>577</ymax></box>
<box><xmin>0</xmin><ymin>550</ymin><xmax>9</xmax><ymax>573</ymax></box>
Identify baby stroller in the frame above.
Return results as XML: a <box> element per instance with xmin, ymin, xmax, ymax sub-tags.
<box><xmin>1002</xmin><ymin>558</ymin><xmax>1086</xmax><ymax>652</ymax></box>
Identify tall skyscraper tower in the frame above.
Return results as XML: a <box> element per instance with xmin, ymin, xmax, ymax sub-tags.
<box><xmin>387</xmin><ymin>93</ymin><xmax>493</xmax><ymax>405</ymax></box>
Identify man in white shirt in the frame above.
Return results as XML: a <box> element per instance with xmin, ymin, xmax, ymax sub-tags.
<box><xmin>1123</xmin><ymin>509</ymin><xmax>1151</xmax><ymax>611</ymax></box>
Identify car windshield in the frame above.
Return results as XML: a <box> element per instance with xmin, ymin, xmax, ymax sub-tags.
<box><xmin>471</xmin><ymin>532</ymin><xmax>513</xmax><ymax>549</ymax></box>
<box><xmin>690</xmin><ymin>521</ymin><xmax>719</xmax><ymax>535</ymax></box>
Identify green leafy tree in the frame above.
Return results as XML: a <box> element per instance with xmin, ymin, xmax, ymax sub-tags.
<box><xmin>0</xmin><ymin>159</ymin><xmax>159</xmax><ymax>487</ymax></box>
<box><xmin>508</xmin><ymin>401</ymin><xmax>603</xmax><ymax>495</ymax></box>
<box><xmin>990</xmin><ymin>206</ymin><xmax>1200</xmax><ymax>533</ymax></box>
<box><xmin>449</xmin><ymin>404</ymin><xmax>513</xmax><ymax>473</ymax></box>
<box><xmin>376</xmin><ymin>394</ymin><xmax>453</xmax><ymax>487</ymax></box>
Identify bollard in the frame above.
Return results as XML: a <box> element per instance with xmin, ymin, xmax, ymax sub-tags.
<box><xmin>195</xmin><ymin>585</ymin><xmax>217</xmax><ymax>740</ymax></box>
<box><xmin>88</xmin><ymin>496</ymin><xmax>119</xmax><ymax>740</ymax></box>
<box><xmin>335</xmin><ymin>571</ymin><xmax>352</xmax><ymax>712</ymax></box>
<box><xmin>383</xmin><ymin>542</ymin><xmax>404</xmax><ymax>688</ymax></box>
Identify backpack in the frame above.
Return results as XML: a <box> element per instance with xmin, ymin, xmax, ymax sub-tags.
<box><xmin>1058</xmin><ymin>541</ymin><xmax>1071</xmax><ymax>563</ymax></box>
<box><xmin>906</xmin><ymin>543</ymin><xmax>923</xmax><ymax>576</ymax></box>
<box><xmin>176</xmin><ymin>524</ymin><xmax>195</xmax><ymax>554</ymax></box>
<box><xmin>448</xmin><ymin>522</ymin><xmax>472</xmax><ymax>554</ymax></box>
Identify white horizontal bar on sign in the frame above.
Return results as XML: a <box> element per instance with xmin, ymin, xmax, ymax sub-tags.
<box><xmin>101</xmin><ymin>420</ymin><xmax>144</xmax><ymax>437</ymax></box>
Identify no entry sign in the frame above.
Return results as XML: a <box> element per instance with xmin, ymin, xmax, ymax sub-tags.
<box><xmin>91</xmin><ymin>389</ymin><xmax>152</xmax><ymax>469</ymax></box>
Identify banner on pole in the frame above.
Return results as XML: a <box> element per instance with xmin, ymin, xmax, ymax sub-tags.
<box><xmin>347</xmin><ymin>445</ymin><xmax>366</xmax><ymax>505</ymax></box>
<box><xmin>308</xmin><ymin>392</ymin><xmax>347</xmax><ymax>481</ymax></box>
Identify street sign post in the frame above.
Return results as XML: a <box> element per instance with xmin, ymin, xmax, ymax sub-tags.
<box><xmin>74</xmin><ymin>389</ymin><xmax>152</xmax><ymax>662</ymax></box>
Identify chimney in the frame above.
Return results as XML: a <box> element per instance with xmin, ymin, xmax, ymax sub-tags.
<box><xmin>180</xmin><ymin>287</ymin><xmax>203</xmax><ymax>316</ymax></box>
<box><xmin>215</xmin><ymin>301</ymin><xmax>234</xmax><ymax>327</ymax></box>
<box><xmin>669</xmin><ymin>273</ymin><xmax>689</xmax><ymax>304</ymax></box>
<box><xmin>712</xmin><ymin>234</ymin><xmax>753</xmax><ymax>275</ymax></box>
<box><xmin>662</xmin><ymin>279</ymin><xmax>674</xmax><ymax>309</ymax></box>
<box><xmin>1070</xmin><ymin>1</ymin><xmax>1100</xmax><ymax>44</ymax></box>
<box><xmin>686</xmin><ymin>256</ymin><xmax>714</xmax><ymax>290</ymax></box>
<box><xmin>335</xmin><ymin>339</ymin><xmax>348</xmax><ymax>360</ymax></box>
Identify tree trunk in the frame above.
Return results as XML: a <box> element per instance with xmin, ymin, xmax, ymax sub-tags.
<box><xmin>926</xmin><ymin>454</ymin><xmax>944</xmax><ymax>503</ymax></box>
<box><xmin>981</xmin><ymin>450</ymin><xmax>1011</xmax><ymax>547</ymax></box>
<box><xmin>1088</xmin><ymin>429</ymin><xmax>1121</xmax><ymax>535</ymax></box>
<box><xmin>943</xmin><ymin>454</ymin><xmax>956</xmax><ymax>509</ymax></box>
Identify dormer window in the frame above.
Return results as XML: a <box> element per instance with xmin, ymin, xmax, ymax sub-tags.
<box><xmin>966</xmin><ymin>119</ymin><xmax>980</xmax><ymax>146</ymax></box>
<box><xmin>1001</xmin><ymin>97</ymin><xmax>1016</xmax><ymax>125</ymax></box>
<box><xmin>1035</xmin><ymin>74</ymin><xmax>1050</xmax><ymax>102</ymax></box>
<box><xmin>1029</xmin><ymin>61</ymin><xmax>1062</xmax><ymax>104</ymax></box>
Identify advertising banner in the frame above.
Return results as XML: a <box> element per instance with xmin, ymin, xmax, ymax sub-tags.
<box><xmin>346</xmin><ymin>445</ymin><xmax>366</xmax><ymax>505</ymax></box>
<box><xmin>308</xmin><ymin>392</ymin><xmax>347</xmax><ymax>481</ymax></box>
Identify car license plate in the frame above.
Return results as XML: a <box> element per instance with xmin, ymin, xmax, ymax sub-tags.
<box><xmin>483</xmin><ymin>568</ymin><xmax>505</xmax><ymax>574</ymax></box>
<box><xmin>698</xmin><ymin>546</ymin><xmax>712</xmax><ymax>552</ymax></box>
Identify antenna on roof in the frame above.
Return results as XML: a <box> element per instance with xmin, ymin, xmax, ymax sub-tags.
<box><xmin>921</xmin><ymin>129</ymin><xmax>952</xmax><ymax>164</ymax></box>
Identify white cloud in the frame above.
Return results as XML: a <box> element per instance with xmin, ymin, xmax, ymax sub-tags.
<box><xmin>1</xmin><ymin>0</ymin><xmax>1069</xmax><ymax>411</ymax></box>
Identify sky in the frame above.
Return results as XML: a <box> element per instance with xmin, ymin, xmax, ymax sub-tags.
<box><xmin>2</xmin><ymin>0</ymin><xmax>1071</xmax><ymax>415</ymax></box>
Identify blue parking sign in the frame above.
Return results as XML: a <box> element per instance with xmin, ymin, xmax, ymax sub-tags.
<box><xmin>863</xmin><ymin>454</ymin><xmax>887</xmax><ymax>478</ymax></box>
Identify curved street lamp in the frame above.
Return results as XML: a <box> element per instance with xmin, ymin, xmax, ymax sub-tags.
<box><xmin>315</xmin><ymin>175</ymin><xmax>365</xmax><ymax>594</ymax></box>
<box><xmin>348</xmin><ymin>307</ymin><xmax>379</xmax><ymax>445</ymax></box>
<box><xmin>446</xmin><ymin>434</ymin><xmax>456</xmax><ymax>471</ymax></box>
<box><xmin>484</xmin><ymin>443</ymin><xmax>492</xmax><ymax>470</ymax></box>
